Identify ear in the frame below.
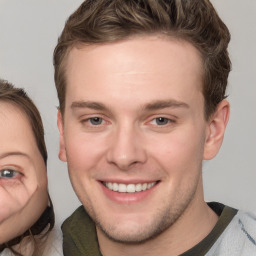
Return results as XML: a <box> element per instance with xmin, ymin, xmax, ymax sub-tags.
<box><xmin>57</xmin><ymin>110</ymin><xmax>67</xmax><ymax>162</ymax></box>
<box><xmin>203</xmin><ymin>100</ymin><xmax>230</xmax><ymax>160</ymax></box>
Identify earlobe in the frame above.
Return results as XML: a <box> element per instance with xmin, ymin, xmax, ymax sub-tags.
<box><xmin>57</xmin><ymin>110</ymin><xmax>67</xmax><ymax>162</ymax></box>
<box><xmin>203</xmin><ymin>100</ymin><xmax>230</xmax><ymax>160</ymax></box>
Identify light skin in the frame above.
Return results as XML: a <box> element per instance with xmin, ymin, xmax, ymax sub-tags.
<box><xmin>58</xmin><ymin>35</ymin><xmax>229</xmax><ymax>256</ymax></box>
<box><xmin>0</xmin><ymin>102</ymin><xmax>48</xmax><ymax>244</ymax></box>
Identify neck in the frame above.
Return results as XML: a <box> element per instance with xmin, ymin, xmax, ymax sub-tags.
<box><xmin>97</xmin><ymin>182</ymin><xmax>218</xmax><ymax>256</ymax></box>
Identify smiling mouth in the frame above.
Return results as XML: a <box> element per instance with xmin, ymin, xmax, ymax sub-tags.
<box><xmin>102</xmin><ymin>181</ymin><xmax>158</xmax><ymax>193</ymax></box>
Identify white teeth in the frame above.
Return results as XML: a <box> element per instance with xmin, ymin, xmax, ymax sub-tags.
<box><xmin>104</xmin><ymin>181</ymin><xmax>157</xmax><ymax>193</ymax></box>
<box><xmin>113</xmin><ymin>183</ymin><xmax>119</xmax><ymax>191</ymax></box>
<box><xmin>107</xmin><ymin>182</ymin><xmax>113</xmax><ymax>190</ymax></box>
<box><xmin>142</xmin><ymin>183</ymin><xmax>148</xmax><ymax>191</ymax></box>
<box><xmin>127</xmin><ymin>184</ymin><xmax>136</xmax><ymax>193</ymax></box>
<box><xmin>147</xmin><ymin>182</ymin><xmax>155</xmax><ymax>189</ymax></box>
<box><xmin>118</xmin><ymin>184</ymin><xmax>127</xmax><ymax>193</ymax></box>
<box><xmin>135</xmin><ymin>183</ymin><xmax>142</xmax><ymax>192</ymax></box>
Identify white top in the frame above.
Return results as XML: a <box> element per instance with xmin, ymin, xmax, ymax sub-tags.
<box><xmin>206</xmin><ymin>210</ymin><xmax>256</xmax><ymax>255</ymax></box>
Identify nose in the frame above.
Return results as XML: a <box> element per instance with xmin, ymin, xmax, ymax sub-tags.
<box><xmin>106</xmin><ymin>124</ymin><xmax>147</xmax><ymax>170</ymax></box>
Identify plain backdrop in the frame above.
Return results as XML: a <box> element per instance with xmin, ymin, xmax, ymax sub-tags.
<box><xmin>0</xmin><ymin>0</ymin><xmax>255</xmax><ymax>224</ymax></box>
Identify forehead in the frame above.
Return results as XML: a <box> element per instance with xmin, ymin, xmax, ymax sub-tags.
<box><xmin>0</xmin><ymin>102</ymin><xmax>38</xmax><ymax>153</ymax></box>
<box><xmin>65</xmin><ymin>36</ymin><xmax>204</xmax><ymax>110</ymax></box>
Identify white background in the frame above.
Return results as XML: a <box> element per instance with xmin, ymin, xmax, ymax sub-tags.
<box><xmin>0</xmin><ymin>0</ymin><xmax>255</xmax><ymax>224</ymax></box>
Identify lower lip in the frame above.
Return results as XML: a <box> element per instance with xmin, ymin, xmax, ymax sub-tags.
<box><xmin>99</xmin><ymin>182</ymin><xmax>159</xmax><ymax>204</ymax></box>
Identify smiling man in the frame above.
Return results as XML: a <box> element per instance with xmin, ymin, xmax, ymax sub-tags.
<box><xmin>54</xmin><ymin>0</ymin><xmax>256</xmax><ymax>255</ymax></box>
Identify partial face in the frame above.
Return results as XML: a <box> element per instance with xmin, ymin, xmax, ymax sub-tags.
<box><xmin>59</xmin><ymin>36</ymin><xmax>212</xmax><ymax>242</ymax></box>
<box><xmin>0</xmin><ymin>102</ymin><xmax>48</xmax><ymax>243</ymax></box>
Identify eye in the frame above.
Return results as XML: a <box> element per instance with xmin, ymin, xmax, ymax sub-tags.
<box><xmin>0</xmin><ymin>169</ymin><xmax>20</xmax><ymax>179</ymax></box>
<box><xmin>80</xmin><ymin>115</ymin><xmax>111</xmax><ymax>131</ymax></box>
<box><xmin>89</xmin><ymin>117</ymin><xmax>103</xmax><ymax>125</ymax></box>
<box><xmin>152</xmin><ymin>117</ymin><xmax>171</xmax><ymax>126</ymax></box>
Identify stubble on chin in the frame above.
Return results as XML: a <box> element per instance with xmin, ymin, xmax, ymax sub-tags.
<box><xmin>92</xmin><ymin>190</ymin><xmax>197</xmax><ymax>245</ymax></box>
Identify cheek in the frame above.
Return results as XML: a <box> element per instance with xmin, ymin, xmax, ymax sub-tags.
<box><xmin>24</xmin><ymin>167</ymin><xmax>46</xmax><ymax>196</ymax></box>
<box><xmin>148</xmin><ymin>127</ymin><xmax>205</xmax><ymax>173</ymax></box>
<box><xmin>0</xmin><ymin>181</ymin><xmax>31</xmax><ymax>223</ymax></box>
<box><xmin>65</xmin><ymin>134</ymin><xmax>106</xmax><ymax>175</ymax></box>
<box><xmin>25</xmin><ymin>168</ymin><xmax>47</xmax><ymax>195</ymax></box>
<box><xmin>35</xmin><ymin>167</ymin><xmax>48</xmax><ymax>190</ymax></box>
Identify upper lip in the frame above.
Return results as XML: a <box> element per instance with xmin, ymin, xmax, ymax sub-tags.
<box><xmin>99</xmin><ymin>179</ymin><xmax>160</xmax><ymax>184</ymax></box>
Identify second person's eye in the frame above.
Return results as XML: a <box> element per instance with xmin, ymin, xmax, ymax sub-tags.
<box><xmin>0</xmin><ymin>169</ymin><xmax>20</xmax><ymax>179</ymax></box>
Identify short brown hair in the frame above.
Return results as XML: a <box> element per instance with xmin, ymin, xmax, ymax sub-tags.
<box><xmin>54</xmin><ymin>0</ymin><xmax>231</xmax><ymax>119</ymax></box>
<box><xmin>0</xmin><ymin>80</ymin><xmax>54</xmax><ymax>256</ymax></box>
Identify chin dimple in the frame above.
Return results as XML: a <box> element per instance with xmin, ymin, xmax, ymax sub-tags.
<box><xmin>103</xmin><ymin>181</ymin><xmax>157</xmax><ymax>193</ymax></box>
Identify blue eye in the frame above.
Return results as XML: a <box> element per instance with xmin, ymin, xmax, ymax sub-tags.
<box><xmin>0</xmin><ymin>169</ymin><xmax>19</xmax><ymax>179</ymax></box>
<box><xmin>89</xmin><ymin>117</ymin><xmax>103</xmax><ymax>125</ymax></box>
<box><xmin>155</xmin><ymin>117</ymin><xmax>170</xmax><ymax>125</ymax></box>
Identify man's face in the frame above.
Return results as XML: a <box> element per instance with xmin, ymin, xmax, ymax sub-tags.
<box><xmin>59</xmin><ymin>36</ymin><xmax>211</xmax><ymax>242</ymax></box>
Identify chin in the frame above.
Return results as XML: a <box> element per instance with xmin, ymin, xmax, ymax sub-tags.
<box><xmin>94</xmin><ymin>209</ymin><xmax>177</xmax><ymax>244</ymax></box>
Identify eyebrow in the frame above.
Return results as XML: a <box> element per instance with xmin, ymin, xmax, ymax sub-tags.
<box><xmin>71</xmin><ymin>101</ymin><xmax>108</xmax><ymax>111</ymax></box>
<box><xmin>143</xmin><ymin>100</ymin><xmax>189</xmax><ymax>111</ymax></box>
<box><xmin>70</xmin><ymin>99</ymin><xmax>189</xmax><ymax>113</ymax></box>
<box><xmin>0</xmin><ymin>152</ymin><xmax>30</xmax><ymax>160</ymax></box>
